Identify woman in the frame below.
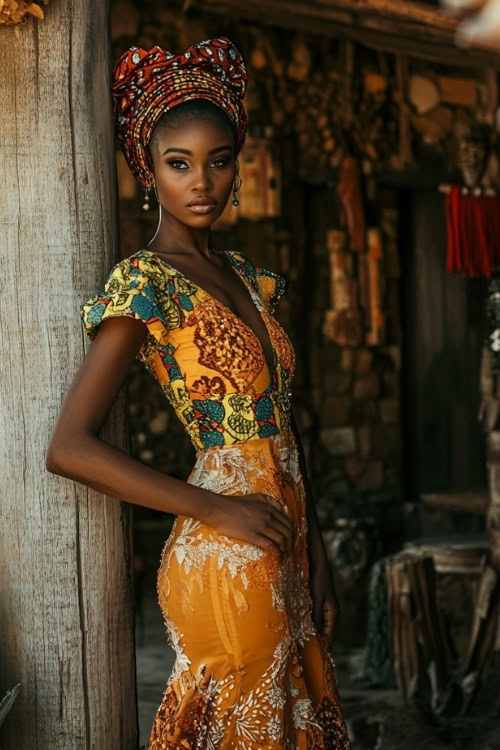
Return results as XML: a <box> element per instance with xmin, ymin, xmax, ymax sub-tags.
<box><xmin>46</xmin><ymin>37</ymin><xmax>352</xmax><ymax>749</ymax></box>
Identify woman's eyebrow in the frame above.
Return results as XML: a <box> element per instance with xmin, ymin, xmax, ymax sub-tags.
<box><xmin>162</xmin><ymin>145</ymin><xmax>232</xmax><ymax>156</ymax></box>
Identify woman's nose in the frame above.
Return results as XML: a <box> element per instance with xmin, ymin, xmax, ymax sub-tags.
<box><xmin>192</xmin><ymin>167</ymin><xmax>212</xmax><ymax>191</ymax></box>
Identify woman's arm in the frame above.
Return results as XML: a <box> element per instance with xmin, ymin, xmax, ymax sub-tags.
<box><xmin>289</xmin><ymin>408</ymin><xmax>340</xmax><ymax>646</ymax></box>
<box><xmin>289</xmin><ymin>408</ymin><xmax>329</xmax><ymax>571</ymax></box>
<box><xmin>46</xmin><ymin>315</ymin><xmax>219</xmax><ymax>521</ymax></box>
<box><xmin>46</xmin><ymin>315</ymin><xmax>294</xmax><ymax>555</ymax></box>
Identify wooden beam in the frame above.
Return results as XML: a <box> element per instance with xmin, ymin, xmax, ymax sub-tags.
<box><xmin>421</xmin><ymin>489</ymin><xmax>490</xmax><ymax>515</ymax></box>
<box><xmin>198</xmin><ymin>0</ymin><xmax>500</xmax><ymax>68</ymax></box>
<box><xmin>315</xmin><ymin>0</ymin><xmax>457</xmax><ymax>29</ymax></box>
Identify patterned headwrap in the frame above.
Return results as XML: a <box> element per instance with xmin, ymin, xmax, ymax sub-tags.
<box><xmin>112</xmin><ymin>37</ymin><xmax>248</xmax><ymax>189</ymax></box>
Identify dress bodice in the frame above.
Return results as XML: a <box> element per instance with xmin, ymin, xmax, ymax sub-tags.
<box><xmin>80</xmin><ymin>249</ymin><xmax>295</xmax><ymax>454</ymax></box>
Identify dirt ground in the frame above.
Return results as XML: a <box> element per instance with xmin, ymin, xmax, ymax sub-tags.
<box><xmin>335</xmin><ymin>648</ymin><xmax>500</xmax><ymax>750</ymax></box>
<box><xmin>135</xmin><ymin>573</ymin><xmax>500</xmax><ymax>750</ymax></box>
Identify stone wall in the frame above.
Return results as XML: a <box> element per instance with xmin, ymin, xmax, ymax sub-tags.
<box><xmin>111</xmin><ymin>0</ymin><xmax>499</xmax><ymax>549</ymax></box>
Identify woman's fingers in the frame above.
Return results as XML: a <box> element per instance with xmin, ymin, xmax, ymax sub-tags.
<box><xmin>240</xmin><ymin>494</ymin><xmax>295</xmax><ymax>557</ymax></box>
<box><xmin>260</xmin><ymin>495</ymin><xmax>292</xmax><ymax>522</ymax></box>
<box><xmin>254</xmin><ymin>532</ymin><xmax>283</xmax><ymax>555</ymax></box>
<box><xmin>257</xmin><ymin>495</ymin><xmax>294</xmax><ymax>553</ymax></box>
<box><xmin>269</xmin><ymin>513</ymin><xmax>294</xmax><ymax>553</ymax></box>
<box><xmin>260</xmin><ymin>525</ymin><xmax>288</xmax><ymax>556</ymax></box>
<box><xmin>276</xmin><ymin>510</ymin><xmax>294</xmax><ymax>535</ymax></box>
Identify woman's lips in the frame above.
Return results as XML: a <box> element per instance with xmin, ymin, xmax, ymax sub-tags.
<box><xmin>187</xmin><ymin>203</ymin><xmax>217</xmax><ymax>214</ymax></box>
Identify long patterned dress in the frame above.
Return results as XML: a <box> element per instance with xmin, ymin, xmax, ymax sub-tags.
<box><xmin>81</xmin><ymin>248</ymin><xmax>352</xmax><ymax>749</ymax></box>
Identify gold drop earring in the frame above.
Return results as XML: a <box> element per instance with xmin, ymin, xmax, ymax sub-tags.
<box><xmin>143</xmin><ymin>184</ymin><xmax>159</xmax><ymax>211</ymax></box>
<box><xmin>232</xmin><ymin>171</ymin><xmax>242</xmax><ymax>207</ymax></box>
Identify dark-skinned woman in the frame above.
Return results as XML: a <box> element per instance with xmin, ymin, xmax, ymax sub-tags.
<box><xmin>46</xmin><ymin>37</ymin><xmax>352</xmax><ymax>749</ymax></box>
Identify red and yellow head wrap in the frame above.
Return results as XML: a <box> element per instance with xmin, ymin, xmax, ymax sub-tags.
<box><xmin>112</xmin><ymin>37</ymin><xmax>248</xmax><ymax>189</ymax></box>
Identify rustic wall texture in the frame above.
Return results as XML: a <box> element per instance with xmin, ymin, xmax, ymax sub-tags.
<box><xmin>108</xmin><ymin>0</ymin><xmax>499</xmax><ymax>552</ymax></box>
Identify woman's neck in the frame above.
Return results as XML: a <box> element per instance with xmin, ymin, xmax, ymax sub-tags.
<box><xmin>147</xmin><ymin>208</ymin><xmax>212</xmax><ymax>258</ymax></box>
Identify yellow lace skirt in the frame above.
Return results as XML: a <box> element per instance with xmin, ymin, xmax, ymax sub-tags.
<box><xmin>147</xmin><ymin>430</ymin><xmax>352</xmax><ymax>749</ymax></box>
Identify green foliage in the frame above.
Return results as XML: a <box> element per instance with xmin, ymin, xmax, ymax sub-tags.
<box><xmin>0</xmin><ymin>684</ymin><xmax>20</xmax><ymax>729</ymax></box>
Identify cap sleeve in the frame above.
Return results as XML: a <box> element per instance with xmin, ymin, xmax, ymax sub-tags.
<box><xmin>80</xmin><ymin>254</ymin><xmax>170</xmax><ymax>346</ymax></box>
<box><xmin>228</xmin><ymin>249</ymin><xmax>287</xmax><ymax>314</ymax></box>
<box><xmin>254</xmin><ymin>267</ymin><xmax>287</xmax><ymax>314</ymax></box>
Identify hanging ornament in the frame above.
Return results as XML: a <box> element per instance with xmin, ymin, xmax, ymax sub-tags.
<box><xmin>442</xmin><ymin>124</ymin><xmax>500</xmax><ymax>278</ymax></box>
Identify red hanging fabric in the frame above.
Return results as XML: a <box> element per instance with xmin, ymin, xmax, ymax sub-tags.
<box><xmin>446</xmin><ymin>186</ymin><xmax>500</xmax><ymax>278</ymax></box>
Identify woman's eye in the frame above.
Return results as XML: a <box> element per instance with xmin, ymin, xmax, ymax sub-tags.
<box><xmin>167</xmin><ymin>159</ymin><xmax>188</xmax><ymax>169</ymax></box>
<box><xmin>211</xmin><ymin>158</ymin><xmax>230</xmax><ymax>168</ymax></box>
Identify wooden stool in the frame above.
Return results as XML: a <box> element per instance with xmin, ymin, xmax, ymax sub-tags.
<box><xmin>382</xmin><ymin>535</ymin><xmax>499</xmax><ymax>714</ymax></box>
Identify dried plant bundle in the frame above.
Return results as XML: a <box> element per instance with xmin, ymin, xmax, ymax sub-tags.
<box><xmin>0</xmin><ymin>0</ymin><xmax>48</xmax><ymax>25</ymax></box>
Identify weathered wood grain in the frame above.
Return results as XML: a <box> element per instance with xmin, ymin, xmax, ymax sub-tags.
<box><xmin>0</xmin><ymin>1</ymin><xmax>138</xmax><ymax>747</ymax></box>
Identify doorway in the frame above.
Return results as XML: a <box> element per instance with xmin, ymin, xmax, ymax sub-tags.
<box><xmin>399</xmin><ymin>187</ymin><xmax>487</xmax><ymax>501</ymax></box>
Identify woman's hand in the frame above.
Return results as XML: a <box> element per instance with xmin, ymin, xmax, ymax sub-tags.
<box><xmin>305</xmin><ymin>514</ymin><xmax>341</xmax><ymax>648</ymax></box>
<box><xmin>208</xmin><ymin>492</ymin><xmax>294</xmax><ymax>559</ymax></box>
<box><xmin>309</xmin><ymin>555</ymin><xmax>340</xmax><ymax>649</ymax></box>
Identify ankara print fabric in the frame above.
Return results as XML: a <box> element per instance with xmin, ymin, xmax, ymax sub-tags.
<box><xmin>80</xmin><ymin>249</ymin><xmax>352</xmax><ymax>749</ymax></box>
<box><xmin>80</xmin><ymin>249</ymin><xmax>294</xmax><ymax>452</ymax></box>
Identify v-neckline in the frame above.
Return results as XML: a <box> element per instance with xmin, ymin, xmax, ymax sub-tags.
<box><xmin>141</xmin><ymin>248</ymin><xmax>277</xmax><ymax>382</ymax></box>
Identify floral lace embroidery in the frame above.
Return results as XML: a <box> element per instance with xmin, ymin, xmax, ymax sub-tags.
<box><xmin>167</xmin><ymin>517</ymin><xmax>265</xmax><ymax>588</ymax></box>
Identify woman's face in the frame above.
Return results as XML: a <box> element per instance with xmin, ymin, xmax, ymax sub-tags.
<box><xmin>150</xmin><ymin>117</ymin><xmax>236</xmax><ymax>227</ymax></box>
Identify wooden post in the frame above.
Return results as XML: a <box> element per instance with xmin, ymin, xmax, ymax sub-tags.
<box><xmin>0</xmin><ymin>3</ymin><xmax>138</xmax><ymax>749</ymax></box>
